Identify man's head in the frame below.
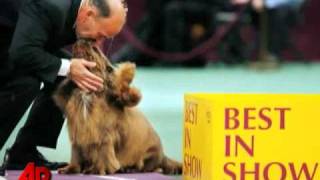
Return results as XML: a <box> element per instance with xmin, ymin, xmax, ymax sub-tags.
<box><xmin>75</xmin><ymin>0</ymin><xmax>127</xmax><ymax>42</ymax></box>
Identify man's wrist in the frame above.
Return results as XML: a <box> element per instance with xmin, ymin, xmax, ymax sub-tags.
<box><xmin>58</xmin><ymin>59</ymin><xmax>71</xmax><ymax>76</ymax></box>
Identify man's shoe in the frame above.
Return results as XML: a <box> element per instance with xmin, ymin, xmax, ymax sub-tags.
<box><xmin>1</xmin><ymin>148</ymin><xmax>67</xmax><ymax>170</ymax></box>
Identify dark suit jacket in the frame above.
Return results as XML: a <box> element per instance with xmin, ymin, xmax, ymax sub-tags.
<box><xmin>0</xmin><ymin>0</ymin><xmax>21</xmax><ymax>27</ymax></box>
<box><xmin>2</xmin><ymin>0</ymin><xmax>81</xmax><ymax>83</ymax></box>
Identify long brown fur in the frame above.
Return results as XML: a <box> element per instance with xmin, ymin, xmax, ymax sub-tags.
<box><xmin>53</xmin><ymin>39</ymin><xmax>182</xmax><ymax>175</ymax></box>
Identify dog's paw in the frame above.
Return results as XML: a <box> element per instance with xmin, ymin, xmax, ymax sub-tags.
<box><xmin>152</xmin><ymin>168</ymin><xmax>163</xmax><ymax>173</ymax></box>
<box><xmin>58</xmin><ymin>164</ymin><xmax>80</xmax><ymax>174</ymax></box>
<box><xmin>83</xmin><ymin>166</ymin><xmax>106</xmax><ymax>175</ymax></box>
<box><xmin>121</xmin><ymin>167</ymin><xmax>140</xmax><ymax>173</ymax></box>
<box><xmin>106</xmin><ymin>160</ymin><xmax>121</xmax><ymax>174</ymax></box>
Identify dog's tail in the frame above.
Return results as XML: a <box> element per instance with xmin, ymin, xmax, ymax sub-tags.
<box><xmin>161</xmin><ymin>156</ymin><xmax>182</xmax><ymax>175</ymax></box>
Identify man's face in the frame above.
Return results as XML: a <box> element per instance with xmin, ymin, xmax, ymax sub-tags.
<box><xmin>75</xmin><ymin>0</ymin><xmax>127</xmax><ymax>43</ymax></box>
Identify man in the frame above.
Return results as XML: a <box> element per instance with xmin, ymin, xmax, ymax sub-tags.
<box><xmin>0</xmin><ymin>0</ymin><xmax>127</xmax><ymax>170</ymax></box>
<box><xmin>232</xmin><ymin>0</ymin><xmax>305</xmax><ymax>65</ymax></box>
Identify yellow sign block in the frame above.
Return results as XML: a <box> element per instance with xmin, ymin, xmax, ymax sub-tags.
<box><xmin>183</xmin><ymin>94</ymin><xmax>320</xmax><ymax>180</ymax></box>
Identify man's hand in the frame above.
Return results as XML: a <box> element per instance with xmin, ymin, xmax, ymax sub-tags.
<box><xmin>69</xmin><ymin>58</ymin><xmax>103</xmax><ymax>92</ymax></box>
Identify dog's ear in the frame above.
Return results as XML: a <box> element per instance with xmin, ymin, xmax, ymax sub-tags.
<box><xmin>106</xmin><ymin>64</ymin><xmax>115</xmax><ymax>73</ymax></box>
<box><xmin>105</xmin><ymin>62</ymin><xmax>140</xmax><ymax>108</ymax></box>
<box><xmin>53</xmin><ymin>80</ymin><xmax>76</xmax><ymax>112</ymax></box>
<box><xmin>115</xmin><ymin>62</ymin><xmax>136</xmax><ymax>85</ymax></box>
<box><xmin>120</xmin><ymin>87</ymin><xmax>141</xmax><ymax>107</ymax></box>
<box><xmin>106</xmin><ymin>86</ymin><xmax>141</xmax><ymax>108</ymax></box>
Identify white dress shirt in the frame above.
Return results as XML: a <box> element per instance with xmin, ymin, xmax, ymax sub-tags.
<box><xmin>57</xmin><ymin>0</ymin><xmax>85</xmax><ymax>76</ymax></box>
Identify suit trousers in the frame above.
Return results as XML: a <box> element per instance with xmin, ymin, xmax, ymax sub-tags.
<box><xmin>0</xmin><ymin>25</ymin><xmax>65</xmax><ymax>151</ymax></box>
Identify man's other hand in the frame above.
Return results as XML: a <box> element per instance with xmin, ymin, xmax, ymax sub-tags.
<box><xmin>69</xmin><ymin>58</ymin><xmax>103</xmax><ymax>92</ymax></box>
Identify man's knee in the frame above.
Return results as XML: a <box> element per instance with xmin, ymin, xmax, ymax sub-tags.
<box><xmin>14</xmin><ymin>76</ymin><xmax>41</xmax><ymax>94</ymax></box>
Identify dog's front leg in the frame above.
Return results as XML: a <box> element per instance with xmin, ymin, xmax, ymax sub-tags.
<box><xmin>58</xmin><ymin>144</ymin><xmax>81</xmax><ymax>174</ymax></box>
<box><xmin>82</xmin><ymin>144</ymin><xmax>107</xmax><ymax>175</ymax></box>
<box><xmin>101</xmin><ymin>142</ymin><xmax>121</xmax><ymax>174</ymax></box>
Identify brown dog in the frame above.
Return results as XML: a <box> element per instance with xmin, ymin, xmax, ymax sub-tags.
<box><xmin>53</xmin><ymin>40</ymin><xmax>182</xmax><ymax>175</ymax></box>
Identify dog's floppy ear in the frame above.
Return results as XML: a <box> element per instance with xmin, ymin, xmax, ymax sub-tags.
<box><xmin>104</xmin><ymin>61</ymin><xmax>141</xmax><ymax>108</ymax></box>
<box><xmin>53</xmin><ymin>80</ymin><xmax>77</xmax><ymax>112</ymax></box>
<box><xmin>119</xmin><ymin>87</ymin><xmax>141</xmax><ymax>107</ymax></box>
<box><xmin>106</xmin><ymin>86</ymin><xmax>142</xmax><ymax>108</ymax></box>
<box><xmin>115</xmin><ymin>62</ymin><xmax>136</xmax><ymax>85</ymax></box>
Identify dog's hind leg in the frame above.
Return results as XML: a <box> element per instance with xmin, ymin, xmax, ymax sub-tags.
<box><xmin>160</xmin><ymin>156</ymin><xmax>182</xmax><ymax>175</ymax></box>
<box><xmin>140</xmin><ymin>149</ymin><xmax>163</xmax><ymax>173</ymax></box>
<box><xmin>121</xmin><ymin>159</ymin><xmax>145</xmax><ymax>173</ymax></box>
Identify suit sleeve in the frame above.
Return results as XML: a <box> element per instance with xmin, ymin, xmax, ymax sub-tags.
<box><xmin>9</xmin><ymin>3</ymin><xmax>62</xmax><ymax>83</ymax></box>
<box><xmin>53</xmin><ymin>49</ymin><xmax>72</xmax><ymax>59</ymax></box>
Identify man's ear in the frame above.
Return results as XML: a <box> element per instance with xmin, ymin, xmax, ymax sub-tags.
<box><xmin>78</xmin><ymin>6</ymin><xmax>96</xmax><ymax>20</ymax></box>
<box><xmin>86</xmin><ymin>8</ymin><xmax>95</xmax><ymax>18</ymax></box>
<box><xmin>86</xmin><ymin>6</ymin><xmax>100</xmax><ymax>18</ymax></box>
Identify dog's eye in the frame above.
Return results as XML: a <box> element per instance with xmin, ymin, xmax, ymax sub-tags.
<box><xmin>106</xmin><ymin>66</ymin><xmax>114</xmax><ymax>73</ymax></box>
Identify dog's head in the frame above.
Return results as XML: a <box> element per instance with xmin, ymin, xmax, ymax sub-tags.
<box><xmin>72</xmin><ymin>39</ymin><xmax>114</xmax><ymax>76</ymax></box>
